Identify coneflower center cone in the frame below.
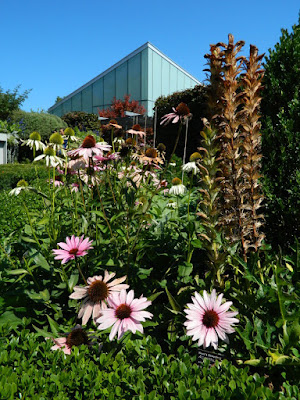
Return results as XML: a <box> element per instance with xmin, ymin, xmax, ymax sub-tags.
<box><xmin>88</xmin><ymin>280</ymin><xmax>109</xmax><ymax>302</ymax></box>
<box><xmin>69</xmin><ymin>248</ymin><xmax>78</xmax><ymax>255</ymax></box>
<box><xmin>115</xmin><ymin>304</ymin><xmax>131</xmax><ymax>319</ymax></box>
<box><xmin>132</xmin><ymin>124</ymin><xmax>141</xmax><ymax>131</ymax></box>
<box><xmin>145</xmin><ymin>148</ymin><xmax>158</xmax><ymax>158</ymax></box>
<box><xmin>82</xmin><ymin>135</ymin><xmax>96</xmax><ymax>148</ymax></box>
<box><xmin>66</xmin><ymin>328</ymin><xmax>89</xmax><ymax>347</ymax></box>
<box><xmin>176</xmin><ymin>102</ymin><xmax>190</xmax><ymax>116</ymax></box>
<box><xmin>202</xmin><ymin>310</ymin><xmax>219</xmax><ymax>328</ymax></box>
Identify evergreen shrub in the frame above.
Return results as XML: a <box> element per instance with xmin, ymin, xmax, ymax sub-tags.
<box><xmin>154</xmin><ymin>85</ymin><xmax>207</xmax><ymax>159</ymax></box>
<box><xmin>0</xmin><ymin>164</ymin><xmax>48</xmax><ymax>190</ymax></box>
<box><xmin>11</xmin><ymin>110</ymin><xmax>67</xmax><ymax>141</ymax></box>
<box><xmin>61</xmin><ymin>111</ymin><xmax>100</xmax><ymax>132</ymax></box>
<box><xmin>0</xmin><ymin>329</ymin><xmax>295</xmax><ymax>400</ymax></box>
<box><xmin>10</xmin><ymin>110</ymin><xmax>67</xmax><ymax>161</ymax></box>
<box><xmin>261</xmin><ymin>17</ymin><xmax>300</xmax><ymax>249</ymax></box>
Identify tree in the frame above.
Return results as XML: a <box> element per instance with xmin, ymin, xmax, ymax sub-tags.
<box><xmin>0</xmin><ymin>85</ymin><xmax>31</xmax><ymax>120</ymax></box>
<box><xmin>98</xmin><ymin>94</ymin><xmax>145</xmax><ymax>118</ymax></box>
<box><xmin>55</xmin><ymin>96</ymin><xmax>64</xmax><ymax>104</ymax></box>
<box><xmin>261</xmin><ymin>16</ymin><xmax>300</xmax><ymax>249</ymax></box>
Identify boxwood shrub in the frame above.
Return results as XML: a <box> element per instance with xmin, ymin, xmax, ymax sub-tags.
<box><xmin>0</xmin><ymin>164</ymin><xmax>48</xmax><ymax>190</ymax></box>
<box><xmin>0</xmin><ymin>328</ymin><xmax>297</xmax><ymax>400</ymax></box>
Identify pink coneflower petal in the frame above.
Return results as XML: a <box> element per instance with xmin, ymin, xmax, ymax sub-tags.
<box><xmin>97</xmin><ymin>289</ymin><xmax>152</xmax><ymax>340</ymax></box>
<box><xmin>184</xmin><ymin>290</ymin><xmax>239</xmax><ymax>350</ymax></box>
<box><xmin>70</xmin><ymin>271</ymin><xmax>129</xmax><ymax>325</ymax></box>
<box><xmin>52</xmin><ymin>235</ymin><xmax>93</xmax><ymax>265</ymax></box>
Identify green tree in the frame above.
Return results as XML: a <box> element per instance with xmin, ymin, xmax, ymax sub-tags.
<box><xmin>261</xmin><ymin>15</ymin><xmax>300</xmax><ymax>249</ymax></box>
<box><xmin>0</xmin><ymin>85</ymin><xmax>31</xmax><ymax>120</ymax></box>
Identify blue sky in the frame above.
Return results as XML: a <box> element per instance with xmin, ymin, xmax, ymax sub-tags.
<box><xmin>1</xmin><ymin>0</ymin><xmax>299</xmax><ymax>112</ymax></box>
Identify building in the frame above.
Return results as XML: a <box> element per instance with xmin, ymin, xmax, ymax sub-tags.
<box><xmin>48</xmin><ymin>42</ymin><xmax>200</xmax><ymax>117</ymax></box>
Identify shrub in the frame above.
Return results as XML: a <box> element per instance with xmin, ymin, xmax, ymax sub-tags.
<box><xmin>0</xmin><ymin>164</ymin><xmax>48</xmax><ymax>190</ymax></box>
<box><xmin>98</xmin><ymin>94</ymin><xmax>146</xmax><ymax>118</ymax></box>
<box><xmin>0</xmin><ymin>330</ymin><xmax>295</xmax><ymax>399</ymax></box>
<box><xmin>261</xmin><ymin>17</ymin><xmax>300</xmax><ymax>249</ymax></box>
<box><xmin>10</xmin><ymin>110</ymin><xmax>67</xmax><ymax>161</ymax></box>
<box><xmin>61</xmin><ymin>111</ymin><xmax>100</xmax><ymax>132</ymax></box>
<box><xmin>154</xmin><ymin>85</ymin><xmax>207</xmax><ymax>159</ymax></box>
<box><xmin>11</xmin><ymin>110</ymin><xmax>67</xmax><ymax>142</ymax></box>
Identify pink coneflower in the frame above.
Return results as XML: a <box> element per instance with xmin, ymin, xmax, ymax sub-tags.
<box><xmin>52</xmin><ymin>235</ymin><xmax>93</xmax><ymax>264</ymax></box>
<box><xmin>49</xmin><ymin>324</ymin><xmax>90</xmax><ymax>355</ymax></box>
<box><xmin>127</xmin><ymin>124</ymin><xmax>146</xmax><ymax>138</ymax></box>
<box><xmin>96</xmin><ymin>289</ymin><xmax>153</xmax><ymax>340</ymax></box>
<box><xmin>184</xmin><ymin>290</ymin><xmax>239</xmax><ymax>350</ymax></box>
<box><xmin>160</xmin><ymin>103</ymin><xmax>192</xmax><ymax>126</ymax></box>
<box><xmin>68</xmin><ymin>135</ymin><xmax>111</xmax><ymax>161</ymax></box>
<box><xmin>70</xmin><ymin>272</ymin><xmax>129</xmax><ymax>325</ymax></box>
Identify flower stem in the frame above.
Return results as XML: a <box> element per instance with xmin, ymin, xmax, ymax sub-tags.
<box><xmin>75</xmin><ymin>258</ymin><xmax>87</xmax><ymax>285</ymax></box>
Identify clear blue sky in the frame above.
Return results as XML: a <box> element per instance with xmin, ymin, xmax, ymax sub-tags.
<box><xmin>1</xmin><ymin>0</ymin><xmax>299</xmax><ymax>113</ymax></box>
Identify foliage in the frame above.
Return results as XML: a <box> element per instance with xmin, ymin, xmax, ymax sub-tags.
<box><xmin>0</xmin><ymin>329</ymin><xmax>295</xmax><ymax>400</ymax></box>
<box><xmin>10</xmin><ymin>110</ymin><xmax>67</xmax><ymax>142</ymax></box>
<box><xmin>261</xmin><ymin>16</ymin><xmax>300</xmax><ymax>250</ymax></box>
<box><xmin>55</xmin><ymin>96</ymin><xmax>64</xmax><ymax>104</ymax></box>
<box><xmin>98</xmin><ymin>94</ymin><xmax>146</xmax><ymax>118</ymax></box>
<box><xmin>0</xmin><ymin>164</ymin><xmax>48</xmax><ymax>190</ymax></box>
<box><xmin>61</xmin><ymin>111</ymin><xmax>100</xmax><ymax>132</ymax></box>
<box><xmin>154</xmin><ymin>85</ymin><xmax>207</xmax><ymax>159</ymax></box>
<box><xmin>0</xmin><ymin>85</ymin><xmax>31</xmax><ymax>120</ymax></box>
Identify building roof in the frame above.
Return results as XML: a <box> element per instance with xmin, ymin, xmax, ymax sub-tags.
<box><xmin>48</xmin><ymin>42</ymin><xmax>200</xmax><ymax>111</ymax></box>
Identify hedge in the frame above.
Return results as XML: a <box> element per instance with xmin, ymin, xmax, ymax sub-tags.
<box><xmin>154</xmin><ymin>85</ymin><xmax>208</xmax><ymax>159</ymax></box>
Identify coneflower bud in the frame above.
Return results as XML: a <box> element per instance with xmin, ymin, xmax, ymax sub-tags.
<box><xmin>50</xmin><ymin>132</ymin><xmax>64</xmax><ymax>145</ymax></box>
<box><xmin>29</xmin><ymin>131</ymin><xmax>41</xmax><ymax>141</ymax></box>
<box><xmin>157</xmin><ymin>143</ymin><xmax>166</xmax><ymax>152</ymax></box>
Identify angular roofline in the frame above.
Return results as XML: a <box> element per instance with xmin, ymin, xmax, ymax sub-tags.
<box><xmin>48</xmin><ymin>42</ymin><xmax>201</xmax><ymax>111</ymax></box>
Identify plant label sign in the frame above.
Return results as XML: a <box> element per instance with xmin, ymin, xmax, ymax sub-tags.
<box><xmin>198</xmin><ymin>349</ymin><xmax>225</xmax><ymax>365</ymax></box>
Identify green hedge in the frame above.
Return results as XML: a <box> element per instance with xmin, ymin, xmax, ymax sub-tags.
<box><xmin>0</xmin><ymin>330</ymin><xmax>296</xmax><ymax>400</ymax></box>
<box><xmin>11</xmin><ymin>110</ymin><xmax>67</xmax><ymax>142</ymax></box>
<box><xmin>0</xmin><ymin>164</ymin><xmax>48</xmax><ymax>190</ymax></box>
<box><xmin>261</xmin><ymin>17</ymin><xmax>300</xmax><ymax>250</ymax></box>
<box><xmin>61</xmin><ymin>111</ymin><xmax>100</xmax><ymax>132</ymax></box>
<box><xmin>154</xmin><ymin>85</ymin><xmax>207</xmax><ymax>159</ymax></box>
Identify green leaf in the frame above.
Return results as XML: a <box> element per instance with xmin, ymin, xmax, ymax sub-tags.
<box><xmin>46</xmin><ymin>315</ymin><xmax>59</xmax><ymax>336</ymax></box>
<box><xmin>165</xmin><ymin>287</ymin><xmax>180</xmax><ymax>312</ymax></box>
<box><xmin>0</xmin><ymin>311</ymin><xmax>23</xmax><ymax>328</ymax></box>
<box><xmin>7</xmin><ymin>268</ymin><xmax>29</xmax><ymax>275</ymax></box>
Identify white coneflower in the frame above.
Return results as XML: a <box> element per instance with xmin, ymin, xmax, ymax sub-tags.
<box><xmin>169</xmin><ymin>177</ymin><xmax>187</xmax><ymax>195</ymax></box>
<box><xmin>9</xmin><ymin>180</ymin><xmax>33</xmax><ymax>196</ymax></box>
<box><xmin>34</xmin><ymin>146</ymin><xmax>64</xmax><ymax>167</ymax></box>
<box><xmin>21</xmin><ymin>131</ymin><xmax>46</xmax><ymax>152</ymax></box>
<box><xmin>49</xmin><ymin>132</ymin><xmax>66</xmax><ymax>155</ymax></box>
<box><xmin>63</xmin><ymin>127</ymin><xmax>80</xmax><ymax>142</ymax></box>
<box><xmin>182</xmin><ymin>162</ymin><xmax>200</xmax><ymax>174</ymax></box>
